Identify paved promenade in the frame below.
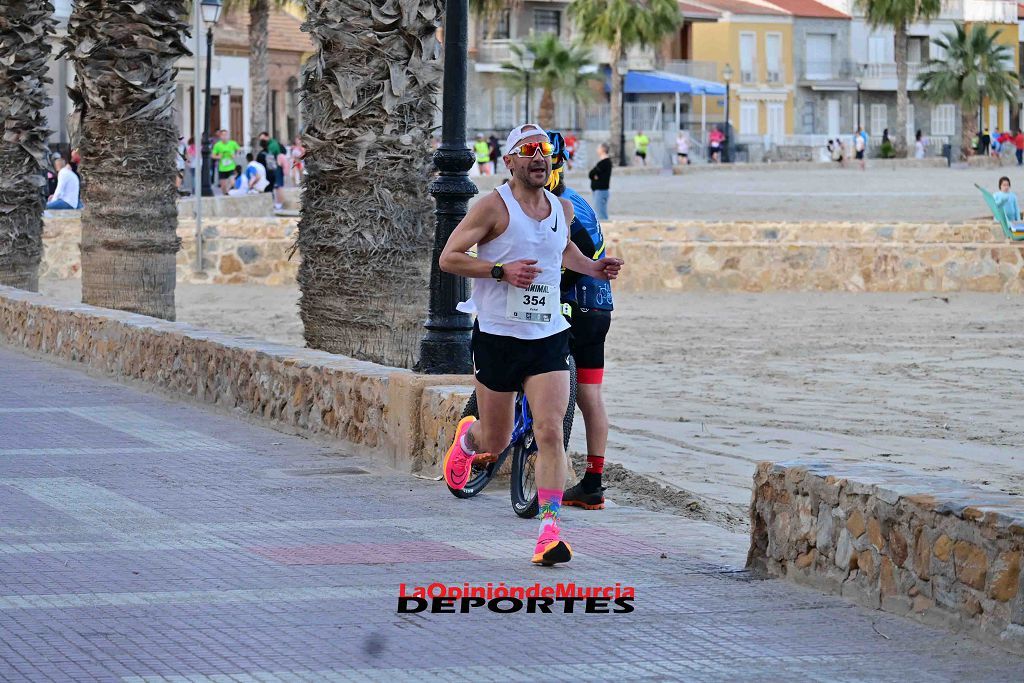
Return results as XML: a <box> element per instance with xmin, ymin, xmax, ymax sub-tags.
<box><xmin>0</xmin><ymin>346</ymin><xmax>1020</xmax><ymax>681</ymax></box>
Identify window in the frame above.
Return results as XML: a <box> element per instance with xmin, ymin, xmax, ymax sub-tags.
<box><xmin>740</xmin><ymin>33</ymin><xmax>756</xmax><ymax>83</ymax></box>
<box><xmin>230</xmin><ymin>93</ymin><xmax>243</xmax><ymax>143</ymax></box>
<box><xmin>533</xmin><ymin>9</ymin><xmax>560</xmax><ymax>36</ymax></box>
<box><xmin>494</xmin><ymin>87</ymin><xmax>515</xmax><ymax>129</ymax></box>
<box><xmin>907</xmin><ymin>37</ymin><xmax>924</xmax><ymax>64</ymax></box>
<box><xmin>765</xmin><ymin>33</ymin><xmax>782</xmax><ymax>82</ymax></box>
<box><xmin>870</xmin><ymin>103</ymin><xmax>887</xmax><ymax>135</ymax></box>
<box><xmin>767</xmin><ymin>102</ymin><xmax>785</xmax><ymax>140</ymax></box>
<box><xmin>805</xmin><ymin>34</ymin><xmax>833</xmax><ymax>79</ymax></box>
<box><xmin>868</xmin><ymin>35</ymin><xmax>887</xmax><ymax>64</ymax></box>
<box><xmin>493</xmin><ymin>9</ymin><xmax>511</xmax><ymax>40</ymax></box>
<box><xmin>740</xmin><ymin>101</ymin><xmax>759</xmax><ymax>135</ymax></box>
<box><xmin>931</xmin><ymin>104</ymin><xmax>955</xmax><ymax>136</ymax></box>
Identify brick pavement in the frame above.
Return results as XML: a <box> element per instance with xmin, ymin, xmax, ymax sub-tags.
<box><xmin>0</xmin><ymin>346</ymin><xmax>1020</xmax><ymax>682</ymax></box>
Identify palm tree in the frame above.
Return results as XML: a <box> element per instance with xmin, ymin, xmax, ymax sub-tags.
<box><xmin>918</xmin><ymin>23</ymin><xmax>1018</xmax><ymax>161</ymax></box>
<box><xmin>856</xmin><ymin>0</ymin><xmax>942</xmax><ymax>158</ymax></box>
<box><xmin>66</xmin><ymin>0</ymin><xmax>190</xmax><ymax>320</ymax></box>
<box><xmin>224</xmin><ymin>0</ymin><xmax>292</xmax><ymax>146</ymax></box>
<box><xmin>569</xmin><ymin>0</ymin><xmax>681</xmax><ymax>163</ymax></box>
<box><xmin>471</xmin><ymin>0</ymin><xmax>519</xmax><ymax>40</ymax></box>
<box><xmin>0</xmin><ymin>1</ymin><xmax>55</xmax><ymax>292</ymax></box>
<box><xmin>296</xmin><ymin>0</ymin><xmax>441</xmax><ymax>368</ymax></box>
<box><xmin>502</xmin><ymin>33</ymin><xmax>600</xmax><ymax>129</ymax></box>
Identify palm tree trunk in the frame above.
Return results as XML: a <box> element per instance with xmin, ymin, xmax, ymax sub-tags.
<box><xmin>67</xmin><ymin>0</ymin><xmax>188</xmax><ymax>320</ymax></box>
<box><xmin>0</xmin><ymin>0</ymin><xmax>55</xmax><ymax>292</ymax></box>
<box><xmin>893</xmin><ymin>19</ymin><xmax>909</xmax><ymax>158</ymax></box>
<box><xmin>540</xmin><ymin>88</ymin><xmax>556</xmax><ymax>129</ymax></box>
<box><xmin>297</xmin><ymin>0</ymin><xmax>442</xmax><ymax>368</ymax></box>
<box><xmin>249</xmin><ymin>0</ymin><xmax>270</xmax><ymax>145</ymax></box>
<box><xmin>609</xmin><ymin>33</ymin><xmax>624</xmax><ymax>165</ymax></box>
<box><xmin>960</xmin><ymin>105</ymin><xmax>975</xmax><ymax>161</ymax></box>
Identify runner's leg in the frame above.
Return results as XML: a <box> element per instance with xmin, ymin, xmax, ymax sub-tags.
<box><xmin>522</xmin><ymin>370</ymin><xmax>572</xmax><ymax>565</ymax></box>
<box><xmin>442</xmin><ymin>380</ymin><xmax>515</xmax><ymax>490</ymax></box>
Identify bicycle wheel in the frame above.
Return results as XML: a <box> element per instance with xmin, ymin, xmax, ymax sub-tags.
<box><xmin>446</xmin><ymin>391</ymin><xmax>499</xmax><ymax>499</ymax></box>
<box><xmin>510</xmin><ymin>357</ymin><xmax>577</xmax><ymax>518</ymax></box>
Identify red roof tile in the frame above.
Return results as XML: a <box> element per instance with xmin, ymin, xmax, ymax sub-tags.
<box><xmin>696</xmin><ymin>0</ymin><xmax>789</xmax><ymax>16</ymax></box>
<box><xmin>766</xmin><ymin>0</ymin><xmax>850</xmax><ymax>18</ymax></box>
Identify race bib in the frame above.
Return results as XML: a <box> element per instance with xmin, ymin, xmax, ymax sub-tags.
<box><xmin>506</xmin><ymin>283</ymin><xmax>556</xmax><ymax>323</ymax></box>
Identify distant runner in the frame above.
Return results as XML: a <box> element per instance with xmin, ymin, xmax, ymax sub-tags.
<box><xmin>439</xmin><ymin>124</ymin><xmax>624</xmax><ymax>566</ymax></box>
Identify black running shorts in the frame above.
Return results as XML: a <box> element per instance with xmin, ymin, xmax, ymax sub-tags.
<box><xmin>567</xmin><ymin>303</ymin><xmax>611</xmax><ymax>381</ymax></box>
<box><xmin>471</xmin><ymin>323</ymin><xmax>571</xmax><ymax>393</ymax></box>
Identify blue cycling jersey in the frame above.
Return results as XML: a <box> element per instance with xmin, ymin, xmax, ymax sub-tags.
<box><xmin>560</xmin><ymin>186</ymin><xmax>613</xmax><ymax>311</ymax></box>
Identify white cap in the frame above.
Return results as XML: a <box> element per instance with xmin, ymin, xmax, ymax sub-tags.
<box><xmin>505</xmin><ymin>123</ymin><xmax>548</xmax><ymax>154</ymax></box>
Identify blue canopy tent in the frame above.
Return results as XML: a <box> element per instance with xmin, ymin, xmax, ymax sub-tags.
<box><xmin>610</xmin><ymin>70</ymin><xmax>728</xmax><ymax>151</ymax></box>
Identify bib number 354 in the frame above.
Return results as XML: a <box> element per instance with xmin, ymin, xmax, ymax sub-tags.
<box><xmin>506</xmin><ymin>283</ymin><xmax>554</xmax><ymax>323</ymax></box>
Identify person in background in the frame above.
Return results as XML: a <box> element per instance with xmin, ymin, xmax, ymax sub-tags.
<box><xmin>69</xmin><ymin>148</ymin><xmax>81</xmax><ymax>174</ymax></box>
<box><xmin>473</xmin><ymin>133</ymin><xmax>492</xmax><ymax>175</ymax></box>
<box><xmin>708</xmin><ymin>126</ymin><xmax>724</xmax><ymax>162</ymax></box>
<box><xmin>1013</xmin><ymin>129</ymin><xmax>1024</xmax><ymax>166</ymax></box>
<box><xmin>994</xmin><ymin>176</ymin><xmax>1020</xmax><ymax>221</ymax></box>
<box><xmin>46</xmin><ymin>157</ymin><xmax>81</xmax><ymax>210</ymax></box>
<box><xmin>676</xmin><ymin>129</ymin><xmax>690</xmax><ymax>165</ymax></box>
<box><xmin>565</xmin><ymin>132</ymin><xmax>578</xmax><ymax>170</ymax></box>
<box><xmin>633</xmin><ymin>129</ymin><xmax>650</xmax><ymax>166</ymax></box>
<box><xmin>914</xmin><ymin>130</ymin><xmax>926</xmax><ymax>159</ymax></box>
<box><xmin>290</xmin><ymin>136</ymin><xmax>305</xmax><ymax>185</ymax></box>
<box><xmin>831</xmin><ymin>138</ymin><xmax>845</xmax><ymax>165</ymax></box>
<box><xmin>854</xmin><ymin>127</ymin><xmax>866</xmax><ymax>171</ymax></box>
<box><xmin>488</xmin><ymin>132</ymin><xmax>501</xmax><ymax>174</ymax></box>
<box><xmin>45</xmin><ymin>152</ymin><xmax>60</xmax><ymax>197</ymax></box>
<box><xmin>175</xmin><ymin>136</ymin><xmax>187</xmax><ymax>192</ymax></box>
<box><xmin>211</xmin><ymin>129</ymin><xmax>240</xmax><ymax>195</ymax></box>
<box><xmin>588</xmin><ymin>142</ymin><xmax>612</xmax><ymax>220</ymax></box>
<box><xmin>980</xmin><ymin>128</ymin><xmax>991</xmax><ymax>156</ymax></box>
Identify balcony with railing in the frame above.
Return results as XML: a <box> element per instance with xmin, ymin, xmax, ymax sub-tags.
<box><xmin>798</xmin><ymin>59</ymin><xmax>855</xmax><ymax>83</ymax></box>
<box><xmin>663</xmin><ymin>60</ymin><xmax>718</xmax><ymax>82</ymax></box>
<box><xmin>476</xmin><ymin>40</ymin><xmax>518</xmax><ymax>65</ymax></box>
<box><xmin>859</xmin><ymin>62</ymin><xmax>925</xmax><ymax>90</ymax></box>
<box><xmin>740</xmin><ymin>60</ymin><xmax>758</xmax><ymax>84</ymax></box>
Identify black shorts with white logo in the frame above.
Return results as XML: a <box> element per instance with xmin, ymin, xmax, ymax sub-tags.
<box><xmin>471</xmin><ymin>322</ymin><xmax>571</xmax><ymax>393</ymax></box>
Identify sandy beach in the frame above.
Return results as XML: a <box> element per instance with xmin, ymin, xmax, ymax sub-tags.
<box><xmin>39</xmin><ymin>279</ymin><xmax>1024</xmax><ymax>529</ymax></box>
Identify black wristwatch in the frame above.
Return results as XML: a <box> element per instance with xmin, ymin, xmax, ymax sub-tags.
<box><xmin>490</xmin><ymin>263</ymin><xmax>504</xmax><ymax>281</ymax></box>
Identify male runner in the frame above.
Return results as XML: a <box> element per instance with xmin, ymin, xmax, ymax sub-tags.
<box><xmin>440</xmin><ymin>124</ymin><xmax>623</xmax><ymax>566</ymax></box>
<box><xmin>545</xmin><ymin>131</ymin><xmax>614</xmax><ymax>510</ymax></box>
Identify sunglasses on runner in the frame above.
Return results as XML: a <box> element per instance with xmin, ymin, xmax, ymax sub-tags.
<box><xmin>510</xmin><ymin>141</ymin><xmax>555</xmax><ymax>158</ymax></box>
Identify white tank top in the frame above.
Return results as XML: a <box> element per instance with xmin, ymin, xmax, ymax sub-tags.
<box><xmin>456</xmin><ymin>183</ymin><xmax>571</xmax><ymax>340</ymax></box>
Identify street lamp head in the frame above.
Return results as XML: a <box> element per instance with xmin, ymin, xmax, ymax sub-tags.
<box><xmin>521</xmin><ymin>52</ymin><xmax>536</xmax><ymax>71</ymax></box>
<box><xmin>201</xmin><ymin>0</ymin><xmax>223</xmax><ymax>25</ymax></box>
<box><xmin>722</xmin><ymin>63</ymin><xmax>733</xmax><ymax>83</ymax></box>
<box><xmin>617</xmin><ymin>57</ymin><xmax>629</xmax><ymax>74</ymax></box>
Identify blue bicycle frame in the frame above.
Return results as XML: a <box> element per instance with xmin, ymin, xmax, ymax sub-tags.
<box><xmin>511</xmin><ymin>393</ymin><xmax>537</xmax><ymax>454</ymax></box>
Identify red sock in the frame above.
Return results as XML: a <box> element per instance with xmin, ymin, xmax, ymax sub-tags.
<box><xmin>582</xmin><ymin>455</ymin><xmax>604</xmax><ymax>492</ymax></box>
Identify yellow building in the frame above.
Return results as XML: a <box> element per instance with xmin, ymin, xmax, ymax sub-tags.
<box><xmin>691</xmin><ymin>0</ymin><xmax>795</xmax><ymax>142</ymax></box>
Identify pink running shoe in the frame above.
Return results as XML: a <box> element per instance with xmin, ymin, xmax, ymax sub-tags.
<box><xmin>531</xmin><ymin>524</ymin><xmax>572</xmax><ymax>566</ymax></box>
<box><xmin>443</xmin><ymin>416</ymin><xmax>477</xmax><ymax>491</ymax></box>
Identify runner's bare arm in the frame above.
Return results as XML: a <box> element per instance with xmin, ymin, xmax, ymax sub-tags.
<box><xmin>440</xmin><ymin>194</ymin><xmax>540</xmax><ymax>286</ymax></box>
<box><xmin>558</xmin><ymin>198</ymin><xmax>624</xmax><ymax>280</ymax></box>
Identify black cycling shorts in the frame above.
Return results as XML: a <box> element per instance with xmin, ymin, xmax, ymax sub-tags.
<box><xmin>567</xmin><ymin>303</ymin><xmax>611</xmax><ymax>382</ymax></box>
<box><xmin>471</xmin><ymin>323</ymin><xmax>571</xmax><ymax>393</ymax></box>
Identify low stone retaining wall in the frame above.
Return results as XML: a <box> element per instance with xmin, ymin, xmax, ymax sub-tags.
<box><xmin>0</xmin><ymin>286</ymin><xmax>472</xmax><ymax>473</ymax></box>
<box><xmin>747</xmin><ymin>461</ymin><xmax>1023</xmax><ymax>651</ymax></box>
<box><xmin>40</xmin><ymin>217</ymin><xmax>1024</xmax><ymax>293</ymax></box>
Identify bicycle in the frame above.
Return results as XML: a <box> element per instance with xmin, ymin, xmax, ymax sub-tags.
<box><xmin>446</xmin><ymin>356</ymin><xmax>577</xmax><ymax>519</ymax></box>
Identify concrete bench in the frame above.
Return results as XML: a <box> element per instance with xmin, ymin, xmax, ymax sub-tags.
<box><xmin>747</xmin><ymin>461</ymin><xmax>1023</xmax><ymax>651</ymax></box>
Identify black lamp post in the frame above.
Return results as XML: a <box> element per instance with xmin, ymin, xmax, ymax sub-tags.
<box><xmin>418</xmin><ymin>0</ymin><xmax>476</xmax><ymax>374</ymax></box>
<box><xmin>722</xmin><ymin>63</ymin><xmax>732</xmax><ymax>163</ymax></box>
<box><xmin>523</xmin><ymin>52</ymin><xmax>535</xmax><ymax>121</ymax></box>
<box><xmin>199</xmin><ymin>0</ymin><xmax>222</xmax><ymax>197</ymax></box>
<box><xmin>618</xmin><ymin>57</ymin><xmax>628</xmax><ymax>167</ymax></box>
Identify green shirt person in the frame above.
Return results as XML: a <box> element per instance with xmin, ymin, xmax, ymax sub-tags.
<box><xmin>211</xmin><ymin>133</ymin><xmax>240</xmax><ymax>173</ymax></box>
<box><xmin>473</xmin><ymin>135</ymin><xmax>492</xmax><ymax>175</ymax></box>
<box><xmin>633</xmin><ymin>131</ymin><xmax>650</xmax><ymax>165</ymax></box>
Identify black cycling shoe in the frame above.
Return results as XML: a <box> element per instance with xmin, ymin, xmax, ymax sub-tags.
<box><xmin>563</xmin><ymin>482</ymin><xmax>605</xmax><ymax>510</ymax></box>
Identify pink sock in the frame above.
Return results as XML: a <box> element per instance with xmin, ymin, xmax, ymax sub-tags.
<box><xmin>535</xmin><ymin>487</ymin><xmax>563</xmax><ymax>551</ymax></box>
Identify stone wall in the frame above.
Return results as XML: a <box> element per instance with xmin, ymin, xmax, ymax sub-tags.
<box><xmin>41</xmin><ymin>216</ymin><xmax>1024</xmax><ymax>293</ymax></box>
<box><xmin>0</xmin><ymin>286</ymin><xmax>473</xmax><ymax>474</ymax></box>
<box><xmin>748</xmin><ymin>461</ymin><xmax>1023</xmax><ymax>651</ymax></box>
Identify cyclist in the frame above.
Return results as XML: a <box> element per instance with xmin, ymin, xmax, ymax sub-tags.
<box><xmin>439</xmin><ymin>123</ymin><xmax>623</xmax><ymax>565</ymax></box>
<box><xmin>546</xmin><ymin>131</ymin><xmax>614</xmax><ymax>510</ymax></box>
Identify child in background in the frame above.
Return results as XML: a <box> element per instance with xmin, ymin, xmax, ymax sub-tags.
<box><xmin>994</xmin><ymin>176</ymin><xmax>1021</xmax><ymax>221</ymax></box>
